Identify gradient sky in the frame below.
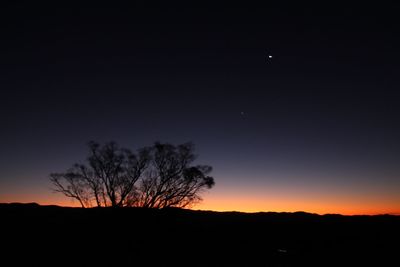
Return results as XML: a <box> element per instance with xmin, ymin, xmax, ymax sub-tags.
<box><xmin>1</xmin><ymin>3</ymin><xmax>400</xmax><ymax>215</ymax></box>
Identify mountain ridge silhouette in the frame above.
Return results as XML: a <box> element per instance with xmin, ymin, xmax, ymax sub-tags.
<box><xmin>2</xmin><ymin>202</ymin><xmax>398</xmax><ymax>266</ymax></box>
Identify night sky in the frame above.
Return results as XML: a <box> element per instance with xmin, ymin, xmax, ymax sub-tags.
<box><xmin>1</xmin><ymin>3</ymin><xmax>400</xmax><ymax>214</ymax></box>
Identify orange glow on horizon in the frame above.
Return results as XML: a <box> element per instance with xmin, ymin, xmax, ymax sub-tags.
<box><xmin>1</xmin><ymin>192</ymin><xmax>399</xmax><ymax>216</ymax></box>
<box><xmin>195</xmin><ymin>189</ymin><xmax>400</xmax><ymax>215</ymax></box>
<box><xmin>196</xmin><ymin>197</ymin><xmax>400</xmax><ymax>216</ymax></box>
<box><xmin>1</xmin><ymin>179</ymin><xmax>399</xmax><ymax>216</ymax></box>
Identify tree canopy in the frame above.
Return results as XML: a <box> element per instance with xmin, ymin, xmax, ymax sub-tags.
<box><xmin>50</xmin><ymin>142</ymin><xmax>215</xmax><ymax>208</ymax></box>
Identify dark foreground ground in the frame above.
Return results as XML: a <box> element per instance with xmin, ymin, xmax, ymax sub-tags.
<box><xmin>1</xmin><ymin>203</ymin><xmax>399</xmax><ymax>266</ymax></box>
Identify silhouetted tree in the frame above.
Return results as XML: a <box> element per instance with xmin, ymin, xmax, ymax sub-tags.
<box><xmin>50</xmin><ymin>171</ymin><xmax>91</xmax><ymax>208</ymax></box>
<box><xmin>50</xmin><ymin>142</ymin><xmax>150</xmax><ymax>207</ymax></box>
<box><xmin>137</xmin><ymin>142</ymin><xmax>215</xmax><ymax>208</ymax></box>
<box><xmin>50</xmin><ymin>141</ymin><xmax>215</xmax><ymax>208</ymax></box>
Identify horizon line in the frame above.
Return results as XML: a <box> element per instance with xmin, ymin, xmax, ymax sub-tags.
<box><xmin>1</xmin><ymin>202</ymin><xmax>399</xmax><ymax>216</ymax></box>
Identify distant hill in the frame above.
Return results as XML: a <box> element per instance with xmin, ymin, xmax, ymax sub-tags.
<box><xmin>1</xmin><ymin>203</ymin><xmax>399</xmax><ymax>266</ymax></box>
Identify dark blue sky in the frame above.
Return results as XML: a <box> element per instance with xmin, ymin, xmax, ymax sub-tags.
<box><xmin>1</xmin><ymin>2</ymin><xmax>400</xmax><ymax>214</ymax></box>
